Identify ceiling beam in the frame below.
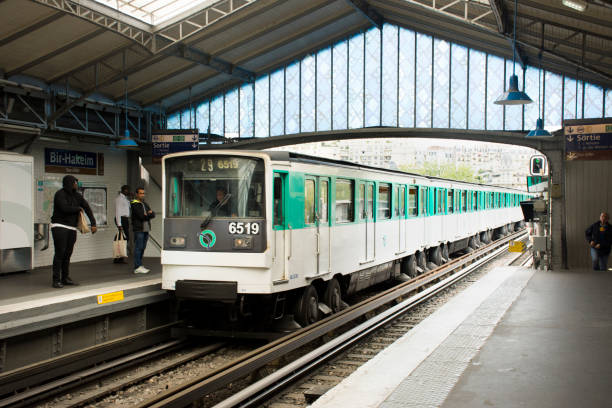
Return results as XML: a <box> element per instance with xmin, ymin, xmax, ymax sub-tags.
<box><xmin>171</xmin><ymin>45</ymin><xmax>255</xmax><ymax>82</ymax></box>
<box><xmin>7</xmin><ymin>28</ymin><xmax>107</xmax><ymax>77</ymax></box>
<box><xmin>343</xmin><ymin>0</ymin><xmax>384</xmax><ymax>28</ymax></box>
<box><xmin>488</xmin><ymin>0</ymin><xmax>506</xmax><ymax>34</ymax></box>
<box><xmin>0</xmin><ymin>12</ymin><xmax>63</xmax><ymax>48</ymax></box>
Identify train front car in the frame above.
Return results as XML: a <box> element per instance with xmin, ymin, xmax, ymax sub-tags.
<box><xmin>161</xmin><ymin>151</ymin><xmax>274</xmax><ymax>329</ymax></box>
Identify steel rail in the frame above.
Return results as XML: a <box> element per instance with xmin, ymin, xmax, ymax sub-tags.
<box><xmin>138</xmin><ymin>230</ymin><xmax>528</xmax><ymax>408</ymax></box>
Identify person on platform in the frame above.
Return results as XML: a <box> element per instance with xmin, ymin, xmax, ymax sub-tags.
<box><xmin>131</xmin><ymin>187</ymin><xmax>155</xmax><ymax>274</ymax></box>
<box><xmin>585</xmin><ymin>212</ymin><xmax>612</xmax><ymax>271</ymax></box>
<box><xmin>114</xmin><ymin>185</ymin><xmax>131</xmax><ymax>264</ymax></box>
<box><xmin>50</xmin><ymin>175</ymin><xmax>97</xmax><ymax>288</ymax></box>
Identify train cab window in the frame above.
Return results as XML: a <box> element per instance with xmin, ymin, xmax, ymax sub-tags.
<box><xmin>378</xmin><ymin>183</ymin><xmax>391</xmax><ymax>219</ymax></box>
<box><xmin>305</xmin><ymin>179</ymin><xmax>315</xmax><ymax>224</ymax></box>
<box><xmin>461</xmin><ymin>190</ymin><xmax>467</xmax><ymax>212</ymax></box>
<box><xmin>408</xmin><ymin>187</ymin><xmax>418</xmax><ymax>217</ymax></box>
<box><xmin>273</xmin><ymin>173</ymin><xmax>284</xmax><ymax>226</ymax></box>
<box><xmin>447</xmin><ymin>189</ymin><xmax>454</xmax><ymax>214</ymax></box>
<box><xmin>335</xmin><ymin>179</ymin><xmax>355</xmax><ymax>223</ymax></box>
<box><xmin>320</xmin><ymin>180</ymin><xmax>329</xmax><ymax>223</ymax></box>
<box><xmin>400</xmin><ymin>186</ymin><xmax>406</xmax><ymax>216</ymax></box>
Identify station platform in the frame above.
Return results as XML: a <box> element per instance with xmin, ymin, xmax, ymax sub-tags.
<box><xmin>310</xmin><ymin>265</ymin><xmax>612</xmax><ymax>408</ymax></box>
<box><xmin>0</xmin><ymin>257</ymin><xmax>167</xmax><ymax>340</ymax></box>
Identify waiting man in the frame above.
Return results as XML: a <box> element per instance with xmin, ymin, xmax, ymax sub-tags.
<box><xmin>114</xmin><ymin>185</ymin><xmax>130</xmax><ymax>264</ymax></box>
<box><xmin>585</xmin><ymin>212</ymin><xmax>612</xmax><ymax>271</ymax></box>
<box><xmin>131</xmin><ymin>187</ymin><xmax>155</xmax><ymax>274</ymax></box>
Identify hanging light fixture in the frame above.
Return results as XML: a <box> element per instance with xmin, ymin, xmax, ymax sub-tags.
<box><xmin>495</xmin><ymin>0</ymin><xmax>532</xmax><ymax>105</ymax></box>
<box><xmin>116</xmin><ymin>76</ymin><xmax>139</xmax><ymax>149</ymax></box>
<box><xmin>527</xmin><ymin>66</ymin><xmax>551</xmax><ymax>137</ymax></box>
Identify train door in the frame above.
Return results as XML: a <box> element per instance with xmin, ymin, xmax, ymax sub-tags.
<box><xmin>317</xmin><ymin>177</ymin><xmax>330</xmax><ymax>274</ymax></box>
<box><xmin>273</xmin><ymin>172</ymin><xmax>288</xmax><ymax>281</ymax></box>
<box><xmin>397</xmin><ymin>185</ymin><xmax>406</xmax><ymax>253</ymax></box>
<box><xmin>365</xmin><ymin>182</ymin><xmax>375</xmax><ymax>261</ymax></box>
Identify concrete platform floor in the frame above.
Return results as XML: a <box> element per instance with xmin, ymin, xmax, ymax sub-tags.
<box><xmin>442</xmin><ymin>268</ymin><xmax>612</xmax><ymax>408</ymax></box>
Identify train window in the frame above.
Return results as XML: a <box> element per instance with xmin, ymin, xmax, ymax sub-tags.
<box><xmin>437</xmin><ymin>189</ymin><xmax>444</xmax><ymax>214</ymax></box>
<box><xmin>420</xmin><ymin>187</ymin><xmax>428</xmax><ymax>216</ymax></box>
<box><xmin>320</xmin><ymin>180</ymin><xmax>329</xmax><ymax>223</ymax></box>
<box><xmin>367</xmin><ymin>183</ymin><xmax>374</xmax><ymax>219</ymax></box>
<box><xmin>408</xmin><ymin>187</ymin><xmax>418</xmax><ymax>217</ymax></box>
<box><xmin>400</xmin><ymin>186</ymin><xmax>406</xmax><ymax>216</ymax></box>
<box><xmin>336</xmin><ymin>179</ymin><xmax>355</xmax><ymax>223</ymax></box>
<box><xmin>378</xmin><ymin>183</ymin><xmax>391</xmax><ymax>219</ymax></box>
<box><xmin>273</xmin><ymin>173</ymin><xmax>284</xmax><ymax>226</ymax></box>
<box><xmin>473</xmin><ymin>191</ymin><xmax>478</xmax><ymax>210</ymax></box>
<box><xmin>447</xmin><ymin>189</ymin><xmax>454</xmax><ymax>214</ymax></box>
<box><xmin>359</xmin><ymin>184</ymin><xmax>366</xmax><ymax>220</ymax></box>
<box><xmin>394</xmin><ymin>186</ymin><xmax>400</xmax><ymax>217</ymax></box>
<box><xmin>305</xmin><ymin>179</ymin><xmax>315</xmax><ymax>224</ymax></box>
<box><xmin>461</xmin><ymin>190</ymin><xmax>467</xmax><ymax>212</ymax></box>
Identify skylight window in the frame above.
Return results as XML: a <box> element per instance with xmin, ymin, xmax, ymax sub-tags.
<box><xmin>93</xmin><ymin>0</ymin><xmax>218</xmax><ymax>25</ymax></box>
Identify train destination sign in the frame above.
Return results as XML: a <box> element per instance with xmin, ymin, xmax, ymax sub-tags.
<box><xmin>564</xmin><ymin>122</ymin><xmax>612</xmax><ymax>161</ymax></box>
<box><xmin>152</xmin><ymin>130</ymin><xmax>198</xmax><ymax>163</ymax></box>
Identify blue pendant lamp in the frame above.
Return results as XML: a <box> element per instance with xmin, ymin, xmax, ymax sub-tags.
<box><xmin>526</xmin><ymin>67</ymin><xmax>551</xmax><ymax>137</ymax></box>
<box><xmin>495</xmin><ymin>0</ymin><xmax>532</xmax><ymax>106</ymax></box>
<box><xmin>116</xmin><ymin>76</ymin><xmax>139</xmax><ymax>149</ymax></box>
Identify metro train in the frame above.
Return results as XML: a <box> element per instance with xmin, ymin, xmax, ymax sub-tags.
<box><xmin>161</xmin><ymin>150</ymin><xmax>528</xmax><ymax>329</ymax></box>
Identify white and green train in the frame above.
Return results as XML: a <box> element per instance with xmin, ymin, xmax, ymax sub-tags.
<box><xmin>161</xmin><ymin>150</ymin><xmax>528</xmax><ymax>328</ymax></box>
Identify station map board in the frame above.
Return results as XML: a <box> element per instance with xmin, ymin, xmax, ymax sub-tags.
<box><xmin>565</xmin><ymin>122</ymin><xmax>612</xmax><ymax>161</ymax></box>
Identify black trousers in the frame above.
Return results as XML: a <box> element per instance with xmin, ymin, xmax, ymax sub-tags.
<box><xmin>51</xmin><ymin>227</ymin><xmax>77</xmax><ymax>283</ymax></box>
<box><xmin>115</xmin><ymin>216</ymin><xmax>130</xmax><ymax>240</ymax></box>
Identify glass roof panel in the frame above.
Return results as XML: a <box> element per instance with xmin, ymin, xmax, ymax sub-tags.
<box><xmin>93</xmin><ymin>0</ymin><xmax>219</xmax><ymax>25</ymax></box>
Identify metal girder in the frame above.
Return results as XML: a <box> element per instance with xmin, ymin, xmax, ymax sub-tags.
<box><xmin>344</xmin><ymin>0</ymin><xmax>384</xmax><ymax>28</ymax></box>
<box><xmin>125</xmin><ymin>63</ymin><xmax>198</xmax><ymax>97</ymax></box>
<box><xmin>152</xmin><ymin>0</ymin><xmax>256</xmax><ymax>53</ymax></box>
<box><xmin>0</xmin><ymin>12</ymin><xmax>64</xmax><ymax>48</ymax></box>
<box><xmin>489</xmin><ymin>0</ymin><xmax>506</xmax><ymax>34</ymax></box>
<box><xmin>172</xmin><ymin>45</ymin><xmax>255</xmax><ymax>82</ymax></box>
<box><xmin>6</xmin><ymin>28</ymin><xmax>107</xmax><ymax>77</ymax></box>
<box><xmin>32</xmin><ymin>0</ymin><xmax>154</xmax><ymax>50</ymax></box>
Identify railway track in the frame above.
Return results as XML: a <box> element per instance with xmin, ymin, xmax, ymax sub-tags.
<box><xmin>1</xmin><ymin>231</ymin><xmax>529</xmax><ymax>408</ymax></box>
<box><xmin>132</xmin><ymin>230</ymin><xmax>529</xmax><ymax>408</ymax></box>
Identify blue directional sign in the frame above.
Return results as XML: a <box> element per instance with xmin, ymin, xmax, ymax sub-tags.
<box><xmin>565</xmin><ymin>123</ymin><xmax>612</xmax><ymax>161</ymax></box>
<box><xmin>152</xmin><ymin>130</ymin><xmax>198</xmax><ymax>162</ymax></box>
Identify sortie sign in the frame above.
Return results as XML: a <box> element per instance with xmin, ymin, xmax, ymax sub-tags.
<box><xmin>565</xmin><ymin>123</ymin><xmax>612</xmax><ymax>161</ymax></box>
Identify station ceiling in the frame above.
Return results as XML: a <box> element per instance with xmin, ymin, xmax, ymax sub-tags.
<box><xmin>1</xmin><ymin>0</ymin><xmax>610</xmax><ymax>115</ymax></box>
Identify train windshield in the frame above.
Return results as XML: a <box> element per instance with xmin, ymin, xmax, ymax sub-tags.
<box><xmin>165</xmin><ymin>155</ymin><xmax>265</xmax><ymax>218</ymax></box>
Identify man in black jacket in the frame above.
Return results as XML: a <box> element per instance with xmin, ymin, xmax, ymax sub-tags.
<box><xmin>50</xmin><ymin>175</ymin><xmax>97</xmax><ymax>288</ymax></box>
<box><xmin>585</xmin><ymin>212</ymin><xmax>612</xmax><ymax>271</ymax></box>
<box><xmin>131</xmin><ymin>187</ymin><xmax>155</xmax><ymax>274</ymax></box>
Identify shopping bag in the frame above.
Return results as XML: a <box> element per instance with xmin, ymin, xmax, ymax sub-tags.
<box><xmin>77</xmin><ymin>210</ymin><xmax>90</xmax><ymax>234</ymax></box>
<box><xmin>113</xmin><ymin>232</ymin><xmax>128</xmax><ymax>258</ymax></box>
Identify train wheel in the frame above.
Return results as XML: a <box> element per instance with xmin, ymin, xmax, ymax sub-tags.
<box><xmin>294</xmin><ymin>285</ymin><xmax>319</xmax><ymax>327</ymax></box>
<box><xmin>403</xmin><ymin>254</ymin><xmax>418</xmax><ymax>278</ymax></box>
<box><xmin>416</xmin><ymin>251</ymin><xmax>427</xmax><ymax>272</ymax></box>
<box><xmin>323</xmin><ymin>278</ymin><xmax>342</xmax><ymax>313</ymax></box>
<box><xmin>469</xmin><ymin>236</ymin><xmax>478</xmax><ymax>249</ymax></box>
<box><xmin>441</xmin><ymin>244</ymin><xmax>449</xmax><ymax>262</ymax></box>
<box><xmin>429</xmin><ymin>246</ymin><xmax>442</xmax><ymax>266</ymax></box>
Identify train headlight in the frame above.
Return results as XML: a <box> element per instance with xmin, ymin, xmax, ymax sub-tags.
<box><xmin>233</xmin><ymin>237</ymin><xmax>253</xmax><ymax>249</ymax></box>
<box><xmin>169</xmin><ymin>236</ymin><xmax>186</xmax><ymax>247</ymax></box>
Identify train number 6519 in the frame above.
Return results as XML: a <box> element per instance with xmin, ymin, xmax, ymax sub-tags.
<box><xmin>228</xmin><ymin>222</ymin><xmax>260</xmax><ymax>235</ymax></box>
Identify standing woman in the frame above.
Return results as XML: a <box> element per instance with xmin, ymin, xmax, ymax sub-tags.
<box><xmin>50</xmin><ymin>175</ymin><xmax>97</xmax><ymax>288</ymax></box>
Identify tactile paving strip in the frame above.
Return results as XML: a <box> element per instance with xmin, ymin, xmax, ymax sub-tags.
<box><xmin>380</xmin><ymin>267</ymin><xmax>535</xmax><ymax>408</ymax></box>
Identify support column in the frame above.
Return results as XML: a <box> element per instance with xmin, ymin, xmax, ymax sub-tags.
<box><xmin>544</xmin><ymin>148</ymin><xmax>565</xmax><ymax>270</ymax></box>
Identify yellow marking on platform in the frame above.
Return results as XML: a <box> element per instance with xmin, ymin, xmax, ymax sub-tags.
<box><xmin>508</xmin><ymin>240</ymin><xmax>526</xmax><ymax>253</ymax></box>
<box><xmin>96</xmin><ymin>290</ymin><xmax>124</xmax><ymax>304</ymax></box>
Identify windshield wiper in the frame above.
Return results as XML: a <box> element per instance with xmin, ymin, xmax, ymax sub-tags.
<box><xmin>200</xmin><ymin>193</ymin><xmax>232</xmax><ymax>229</ymax></box>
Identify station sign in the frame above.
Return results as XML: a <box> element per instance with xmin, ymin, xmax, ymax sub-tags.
<box><xmin>564</xmin><ymin>123</ymin><xmax>612</xmax><ymax>161</ymax></box>
<box><xmin>44</xmin><ymin>148</ymin><xmax>104</xmax><ymax>175</ymax></box>
<box><xmin>152</xmin><ymin>129</ymin><xmax>199</xmax><ymax>163</ymax></box>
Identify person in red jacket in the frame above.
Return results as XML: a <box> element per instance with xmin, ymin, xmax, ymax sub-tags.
<box><xmin>50</xmin><ymin>175</ymin><xmax>97</xmax><ymax>288</ymax></box>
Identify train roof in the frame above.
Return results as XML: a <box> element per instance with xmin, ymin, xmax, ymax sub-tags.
<box><xmin>266</xmin><ymin>150</ymin><xmax>528</xmax><ymax>193</ymax></box>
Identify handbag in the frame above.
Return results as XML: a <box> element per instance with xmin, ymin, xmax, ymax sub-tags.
<box><xmin>77</xmin><ymin>210</ymin><xmax>90</xmax><ymax>234</ymax></box>
<box><xmin>113</xmin><ymin>232</ymin><xmax>128</xmax><ymax>258</ymax></box>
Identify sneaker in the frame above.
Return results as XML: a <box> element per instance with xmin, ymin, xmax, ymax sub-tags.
<box><xmin>141</xmin><ymin>266</ymin><xmax>151</xmax><ymax>273</ymax></box>
<box><xmin>134</xmin><ymin>266</ymin><xmax>149</xmax><ymax>274</ymax></box>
